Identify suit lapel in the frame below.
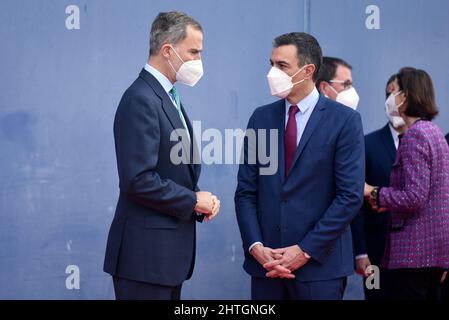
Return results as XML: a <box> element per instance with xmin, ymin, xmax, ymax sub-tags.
<box><xmin>181</xmin><ymin>104</ymin><xmax>201</xmax><ymax>183</ymax></box>
<box><xmin>139</xmin><ymin>70</ymin><xmax>196</xmax><ymax>178</ymax></box>
<box><xmin>286</xmin><ymin>95</ymin><xmax>326</xmax><ymax>180</ymax></box>
<box><xmin>380</xmin><ymin>124</ymin><xmax>396</xmax><ymax>163</ymax></box>
<box><xmin>139</xmin><ymin>70</ymin><xmax>186</xmax><ymax>132</ymax></box>
<box><xmin>275</xmin><ymin>100</ymin><xmax>286</xmax><ymax>185</ymax></box>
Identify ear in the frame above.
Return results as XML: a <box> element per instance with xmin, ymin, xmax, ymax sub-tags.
<box><xmin>318</xmin><ymin>81</ymin><xmax>327</xmax><ymax>94</ymax></box>
<box><xmin>160</xmin><ymin>44</ymin><xmax>172</xmax><ymax>59</ymax></box>
<box><xmin>305</xmin><ymin>64</ymin><xmax>316</xmax><ymax>80</ymax></box>
<box><xmin>402</xmin><ymin>91</ymin><xmax>408</xmax><ymax>99</ymax></box>
<box><xmin>400</xmin><ymin>91</ymin><xmax>408</xmax><ymax>104</ymax></box>
<box><xmin>398</xmin><ymin>93</ymin><xmax>408</xmax><ymax>112</ymax></box>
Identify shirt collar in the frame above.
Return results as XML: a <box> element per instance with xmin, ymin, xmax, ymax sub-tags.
<box><xmin>144</xmin><ymin>63</ymin><xmax>173</xmax><ymax>93</ymax></box>
<box><xmin>285</xmin><ymin>87</ymin><xmax>320</xmax><ymax>115</ymax></box>
<box><xmin>389</xmin><ymin>123</ymin><xmax>400</xmax><ymax>148</ymax></box>
<box><xmin>389</xmin><ymin>123</ymin><xmax>400</xmax><ymax>139</ymax></box>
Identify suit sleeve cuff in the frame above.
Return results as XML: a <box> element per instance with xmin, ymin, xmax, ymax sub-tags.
<box><xmin>249</xmin><ymin>242</ymin><xmax>263</xmax><ymax>253</ymax></box>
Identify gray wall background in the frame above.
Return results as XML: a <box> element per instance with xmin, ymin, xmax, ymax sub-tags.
<box><xmin>0</xmin><ymin>0</ymin><xmax>448</xmax><ymax>299</ymax></box>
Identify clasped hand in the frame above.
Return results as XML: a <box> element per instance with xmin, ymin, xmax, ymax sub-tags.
<box><xmin>195</xmin><ymin>191</ymin><xmax>220</xmax><ymax>221</ymax></box>
<box><xmin>250</xmin><ymin>244</ymin><xmax>310</xmax><ymax>279</ymax></box>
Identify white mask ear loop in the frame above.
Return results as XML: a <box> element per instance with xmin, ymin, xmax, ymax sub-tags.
<box><xmin>167</xmin><ymin>45</ymin><xmax>185</xmax><ymax>75</ymax></box>
<box><xmin>395</xmin><ymin>91</ymin><xmax>405</xmax><ymax>108</ymax></box>
<box><xmin>326</xmin><ymin>82</ymin><xmax>339</xmax><ymax>95</ymax></box>
<box><xmin>291</xmin><ymin>65</ymin><xmax>308</xmax><ymax>86</ymax></box>
<box><xmin>169</xmin><ymin>45</ymin><xmax>186</xmax><ymax>64</ymax></box>
<box><xmin>167</xmin><ymin>59</ymin><xmax>177</xmax><ymax>75</ymax></box>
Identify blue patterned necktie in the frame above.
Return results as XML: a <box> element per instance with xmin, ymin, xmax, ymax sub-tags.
<box><xmin>169</xmin><ymin>87</ymin><xmax>190</xmax><ymax>138</ymax></box>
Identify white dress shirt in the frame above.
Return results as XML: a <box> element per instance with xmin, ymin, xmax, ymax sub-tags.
<box><xmin>389</xmin><ymin>123</ymin><xmax>400</xmax><ymax>150</ymax></box>
<box><xmin>144</xmin><ymin>63</ymin><xmax>175</xmax><ymax>102</ymax></box>
<box><xmin>284</xmin><ymin>87</ymin><xmax>320</xmax><ymax>146</ymax></box>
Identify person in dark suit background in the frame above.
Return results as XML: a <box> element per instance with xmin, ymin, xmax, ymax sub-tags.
<box><xmin>235</xmin><ymin>32</ymin><xmax>365</xmax><ymax>300</ymax></box>
<box><xmin>316</xmin><ymin>56</ymin><xmax>360</xmax><ymax>110</ymax></box>
<box><xmin>103</xmin><ymin>11</ymin><xmax>220</xmax><ymax>300</ymax></box>
<box><xmin>350</xmin><ymin>74</ymin><xmax>406</xmax><ymax>300</ymax></box>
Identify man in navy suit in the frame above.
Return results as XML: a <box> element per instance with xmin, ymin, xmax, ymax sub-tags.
<box><xmin>103</xmin><ymin>11</ymin><xmax>220</xmax><ymax>300</ymax></box>
<box><xmin>316</xmin><ymin>56</ymin><xmax>360</xmax><ymax>110</ymax></box>
<box><xmin>350</xmin><ymin>74</ymin><xmax>406</xmax><ymax>299</ymax></box>
<box><xmin>235</xmin><ymin>32</ymin><xmax>365</xmax><ymax>300</ymax></box>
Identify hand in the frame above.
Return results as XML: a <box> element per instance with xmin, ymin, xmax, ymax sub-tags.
<box><xmin>364</xmin><ymin>183</ymin><xmax>374</xmax><ymax>199</ymax></box>
<box><xmin>250</xmin><ymin>244</ymin><xmax>295</xmax><ymax>279</ymax></box>
<box><xmin>441</xmin><ymin>271</ymin><xmax>447</xmax><ymax>284</ymax></box>
<box><xmin>355</xmin><ymin>257</ymin><xmax>373</xmax><ymax>277</ymax></box>
<box><xmin>367</xmin><ymin>195</ymin><xmax>388</xmax><ymax>213</ymax></box>
<box><xmin>364</xmin><ymin>183</ymin><xmax>388</xmax><ymax>213</ymax></box>
<box><xmin>371</xmin><ymin>205</ymin><xmax>388</xmax><ymax>213</ymax></box>
<box><xmin>204</xmin><ymin>195</ymin><xmax>220</xmax><ymax>222</ymax></box>
<box><xmin>263</xmin><ymin>245</ymin><xmax>309</xmax><ymax>277</ymax></box>
<box><xmin>195</xmin><ymin>191</ymin><xmax>214</xmax><ymax>214</ymax></box>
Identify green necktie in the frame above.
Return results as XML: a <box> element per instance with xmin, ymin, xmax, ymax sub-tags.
<box><xmin>169</xmin><ymin>87</ymin><xmax>190</xmax><ymax>139</ymax></box>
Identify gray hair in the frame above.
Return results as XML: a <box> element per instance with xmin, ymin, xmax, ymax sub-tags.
<box><xmin>149</xmin><ymin>11</ymin><xmax>202</xmax><ymax>56</ymax></box>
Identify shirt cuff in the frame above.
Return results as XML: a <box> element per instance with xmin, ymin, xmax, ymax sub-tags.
<box><xmin>303</xmin><ymin>251</ymin><xmax>311</xmax><ymax>259</ymax></box>
<box><xmin>355</xmin><ymin>254</ymin><xmax>369</xmax><ymax>260</ymax></box>
<box><xmin>249</xmin><ymin>242</ymin><xmax>263</xmax><ymax>253</ymax></box>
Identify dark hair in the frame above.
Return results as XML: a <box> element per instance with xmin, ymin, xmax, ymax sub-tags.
<box><xmin>273</xmin><ymin>32</ymin><xmax>322</xmax><ymax>82</ymax></box>
<box><xmin>316</xmin><ymin>57</ymin><xmax>352</xmax><ymax>90</ymax></box>
<box><xmin>149</xmin><ymin>11</ymin><xmax>202</xmax><ymax>56</ymax></box>
<box><xmin>396</xmin><ymin>67</ymin><xmax>438</xmax><ymax>120</ymax></box>
<box><xmin>385</xmin><ymin>74</ymin><xmax>397</xmax><ymax>99</ymax></box>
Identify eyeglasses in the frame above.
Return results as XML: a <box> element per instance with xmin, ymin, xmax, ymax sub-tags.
<box><xmin>329</xmin><ymin>79</ymin><xmax>353</xmax><ymax>90</ymax></box>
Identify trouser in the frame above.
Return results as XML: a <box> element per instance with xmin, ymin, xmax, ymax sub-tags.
<box><xmin>113</xmin><ymin>276</ymin><xmax>182</xmax><ymax>300</ymax></box>
<box><xmin>251</xmin><ymin>276</ymin><xmax>346</xmax><ymax>300</ymax></box>
<box><xmin>389</xmin><ymin>268</ymin><xmax>444</xmax><ymax>300</ymax></box>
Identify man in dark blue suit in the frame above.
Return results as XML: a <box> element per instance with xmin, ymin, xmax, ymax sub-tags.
<box><xmin>103</xmin><ymin>12</ymin><xmax>220</xmax><ymax>300</ymax></box>
<box><xmin>235</xmin><ymin>33</ymin><xmax>365</xmax><ymax>300</ymax></box>
<box><xmin>350</xmin><ymin>75</ymin><xmax>406</xmax><ymax>300</ymax></box>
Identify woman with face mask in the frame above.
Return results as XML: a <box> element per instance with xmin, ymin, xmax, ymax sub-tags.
<box><xmin>351</xmin><ymin>74</ymin><xmax>407</xmax><ymax>300</ymax></box>
<box><xmin>364</xmin><ymin>67</ymin><xmax>449</xmax><ymax>300</ymax></box>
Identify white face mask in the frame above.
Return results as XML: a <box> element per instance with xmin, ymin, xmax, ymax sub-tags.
<box><xmin>168</xmin><ymin>46</ymin><xmax>203</xmax><ymax>87</ymax></box>
<box><xmin>385</xmin><ymin>91</ymin><xmax>404</xmax><ymax>117</ymax></box>
<box><xmin>327</xmin><ymin>83</ymin><xmax>360</xmax><ymax>110</ymax></box>
<box><xmin>266</xmin><ymin>65</ymin><xmax>307</xmax><ymax>98</ymax></box>
<box><xmin>386</xmin><ymin>108</ymin><xmax>406</xmax><ymax>128</ymax></box>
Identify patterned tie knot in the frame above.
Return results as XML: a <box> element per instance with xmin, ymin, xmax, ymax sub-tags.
<box><xmin>170</xmin><ymin>87</ymin><xmax>181</xmax><ymax>110</ymax></box>
<box><xmin>289</xmin><ymin>105</ymin><xmax>299</xmax><ymax>116</ymax></box>
<box><xmin>170</xmin><ymin>86</ymin><xmax>178</xmax><ymax>96</ymax></box>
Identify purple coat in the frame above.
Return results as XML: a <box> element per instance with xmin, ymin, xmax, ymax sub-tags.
<box><xmin>379</xmin><ymin>120</ymin><xmax>449</xmax><ymax>270</ymax></box>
